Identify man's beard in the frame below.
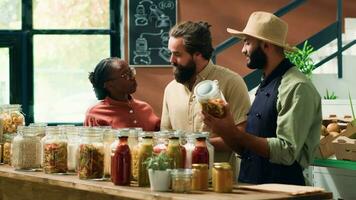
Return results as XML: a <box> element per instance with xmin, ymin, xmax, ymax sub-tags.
<box><xmin>173</xmin><ymin>59</ymin><xmax>196</xmax><ymax>84</ymax></box>
<box><xmin>247</xmin><ymin>46</ymin><xmax>267</xmax><ymax>69</ymax></box>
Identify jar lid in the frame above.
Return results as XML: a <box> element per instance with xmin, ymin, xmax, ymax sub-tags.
<box><xmin>213</xmin><ymin>162</ymin><xmax>231</xmax><ymax>170</ymax></box>
<box><xmin>139</xmin><ymin>131</ymin><xmax>154</xmax><ymax>138</ymax></box>
<box><xmin>194</xmin><ymin>80</ymin><xmax>219</xmax><ymax>101</ymax></box>
<box><xmin>171</xmin><ymin>169</ymin><xmax>193</xmax><ymax>177</ymax></box>
<box><xmin>192</xmin><ymin>164</ymin><xmax>208</xmax><ymax>169</ymax></box>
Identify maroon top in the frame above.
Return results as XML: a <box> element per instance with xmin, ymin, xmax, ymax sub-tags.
<box><xmin>84</xmin><ymin>96</ymin><xmax>160</xmax><ymax>131</ymax></box>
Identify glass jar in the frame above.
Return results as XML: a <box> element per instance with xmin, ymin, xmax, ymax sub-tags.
<box><xmin>171</xmin><ymin>169</ymin><xmax>193</xmax><ymax>193</ymax></box>
<box><xmin>0</xmin><ymin>104</ymin><xmax>25</xmax><ymax>134</ymax></box>
<box><xmin>29</xmin><ymin>123</ymin><xmax>47</xmax><ymax>139</ymax></box>
<box><xmin>111</xmin><ymin>131</ymin><xmax>131</xmax><ymax>186</ymax></box>
<box><xmin>184</xmin><ymin>134</ymin><xmax>195</xmax><ymax>168</ymax></box>
<box><xmin>153</xmin><ymin>131</ymin><xmax>169</xmax><ymax>154</ymax></box>
<box><xmin>212</xmin><ymin>162</ymin><xmax>233</xmax><ymax>193</ymax></box>
<box><xmin>78</xmin><ymin>127</ymin><xmax>104</xmax><ymax>179</ymax></box>
<box><xmin>64</xmin><ymin>126</ymin><xmax>80</xmax><ymax>173</ymax></box>
<box><xmin>194</xmin><ymin>80</ymin><xmax>226</xmax><ymax>118</ymax></box>
<box><xmin>136</xmin><ymin>132</ymin><xmax>153</xmax><ymax>187</ymax></box>
<box><xmin>167</xmin><ymin>134</ymin><xmax>184</xmax><ymax>169</ymax></box>
<box><xmin>103</xmin><ymin>127</ymin><xmax>115</xmax><ymax>178</ymax></box>
<box><xmin>192</xmin><ymin>164</ymin><xmax>209</xmax><ymax>191</ymax></box>
<box><xmin>192</xmin><ymin>134</ymin><xmax>209</xmax><ymax>166</ymax></box>
<box><xmin>42</xmin><ymin>126</ymin><xmax>68</xmax><ymax>174</ymax></box>
<box><xmin>2</xmin><ymin>133</ymin><xmax>15</xmax><ymax>165</ymax></box>
<box><xmin>128</xmin><ymin>127</ymin><xmax>142</xmax><ymax>151</ymax></box>
<box><xmin>202</xmin><ymin>132</ymin><xmax>214</xmax><ymax>180</ymax></box>
<box><xmin>11</xmin><ymin>126</ymin><xmax>41</xmax><ymax>170</ymax></box>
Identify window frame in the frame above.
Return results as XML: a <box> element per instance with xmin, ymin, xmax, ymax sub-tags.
<box><xmin>0</xmin><ymin>0</ymin><xmax>123</xmax><ymax>125</ymax></box>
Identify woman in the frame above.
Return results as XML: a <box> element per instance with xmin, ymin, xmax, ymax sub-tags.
<box><xmin>84</xmin><ymin>57</ymin><xmax>160</xmax><ymax>131</ymax></box>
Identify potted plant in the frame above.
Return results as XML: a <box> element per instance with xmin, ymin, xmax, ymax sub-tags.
<box><xmin>144</xmin><ymin>152</ymin><xmax>172</xmax><ymax>192</ymax></box>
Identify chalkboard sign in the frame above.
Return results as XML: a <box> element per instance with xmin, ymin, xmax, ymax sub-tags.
<box><xmin>128</xmin><ymin>0</ymin><xmax>177</xmax><ymax>66</ymax></box>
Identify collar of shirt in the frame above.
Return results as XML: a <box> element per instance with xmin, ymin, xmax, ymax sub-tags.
<box><xmin>260</xmin><ymin>58</ymin><xmax>293</xmax><ymax>88</ymax></box>
<box><xmin>104</xmin><ymin>96</ymin><xmax>134</xmax><ymax>106</ymax></box>
<box><xmin>183</xmin><ymin>60</ymin><xmax>215</xmax><ymax>90</ymax></box>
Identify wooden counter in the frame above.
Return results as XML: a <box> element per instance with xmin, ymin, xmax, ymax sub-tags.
<box><xmin>0</xmin><ymin>165</ymin><xmax>332</xmax><ymax>200</ymax></box>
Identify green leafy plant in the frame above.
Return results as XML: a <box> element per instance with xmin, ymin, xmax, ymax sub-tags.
<box><xmin>285</xmin><ymin>40</ymin><xmax>315</xmax><ymax>78</ymax></box>
<box><xmin>144</xmin><ymin>152</ymin><xmax>171</xmax><ymax>170</ymax></box>
<box><xmin>324</xmin><ymin>89</ymin><xmax>337</xmax><ymax>100</ymax></box>
<box><xmin>348</xmin><ymin>91</ymin><xmax>356</xmax><ymax>126</ymax></box>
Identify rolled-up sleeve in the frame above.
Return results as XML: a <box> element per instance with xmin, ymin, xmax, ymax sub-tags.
<box><xmin>268</xmin><ymin>82</ymin><xmax>320</xmax><ymax>167</ymax></box>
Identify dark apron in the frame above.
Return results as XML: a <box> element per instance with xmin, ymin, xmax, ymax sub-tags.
<box><xmin>238</xmin><ymin>59</ymin><xmax>305</xmax><ymax>185</ymax></box>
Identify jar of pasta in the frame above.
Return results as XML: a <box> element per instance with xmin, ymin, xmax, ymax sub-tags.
<box><xmin>0</xmin><ymin>104</ymin><xmax>25</xmax><ymax>134</ymax></box>
<box><xmin>194</xmin><ymin>80</ymin><xmax>226</xmax><ymax>118</ymax></box>
<box><xmin>212</xmin><ymin>162</ymin><xmax>233</xmax><ymax>193</ymax></box>
<box><xmin>11</xmin><ymin>126</ymin><xmax>41</xmax><ymax>170</ymax></box>
<box><xmin>42</xmin><ymin>126</ymin><xmax>68</xmax><ymax>174</ymax></box>
<box><xmin>2</xmin><ymin>133</ymin><xmax>15</xmax><ymax>165</ymax></box>
<box><xmin>78</xmin><ymin>127</ymin><xmax>104</xmax><ymax>179</ymax></box>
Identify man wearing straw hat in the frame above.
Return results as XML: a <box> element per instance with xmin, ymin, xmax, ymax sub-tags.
<box><xmin>203</xmin><ymin>11</ymin><xmax>321</xmax><ymax>185</ymax></box>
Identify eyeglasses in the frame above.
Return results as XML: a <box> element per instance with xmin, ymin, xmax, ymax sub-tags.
<box><xmin>120</xmin><ymin>67</ymin><xmax>136</xmax><ymax>80</ymax></box>
<box><xmin>106</xmin><ymin>67</ymin><xmax>136</xmax><ymax>82</ymax></box>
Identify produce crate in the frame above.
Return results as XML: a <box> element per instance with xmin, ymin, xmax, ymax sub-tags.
<box><xmin>318</xmin><ymin>116</ymin><xmax>355</xmax><ymax>159</ymax></box>
<box><xmin>332</xmin><ymin>123</ymin><xmax>356</xmax><ymax>161</ymax></box>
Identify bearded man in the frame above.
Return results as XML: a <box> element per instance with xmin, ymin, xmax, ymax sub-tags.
<box><xmin>203</xmin><ymin>12</ymin><xmax>321</xmax><ymax>185</ymax></box>
<box><xmin>161</xmin><ymin>21</ymin><xmax>251</xmax><ymax>178</ymax></box>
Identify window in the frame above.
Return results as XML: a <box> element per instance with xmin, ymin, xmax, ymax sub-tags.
<box><xmin>0</xmin><ymin>48</ymin><xmax>10</xmax><ymax>104</ymax></box>
<box><xmin>0</xmin><ymin>0</ymin><xmax>122</xmax><ymax>124</ymax></box>
<box><xmin>0</xmin><ymin>0</ymin><xmax>21</xmax><ymax>30</ymax></box>
<box><xmin>33</xmin><ymin>0</ymin><xmax>109</xmax><ymax>29</ymax></box>
<box><xmin>33</xmin><ymin>35</ymin><xmax>109</xmax><ymax>122</ymax></box>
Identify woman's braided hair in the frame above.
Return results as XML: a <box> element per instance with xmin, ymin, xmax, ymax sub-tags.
<box><xmin>88</xmin><ymin>57</ymin><xmax>119</xmax><ymax>100</ymax></box>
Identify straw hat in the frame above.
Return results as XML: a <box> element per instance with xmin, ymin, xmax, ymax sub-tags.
<box><xmin>227</xmin><ymin>11</ymin><xmax>295</xmax><ymax>51</ymax></box>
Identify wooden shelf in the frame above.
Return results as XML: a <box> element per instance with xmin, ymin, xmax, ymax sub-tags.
<box><xmin>0</xmin><ymin>165</ymin><xmax>331</xmax><ymax>200</ymax></box>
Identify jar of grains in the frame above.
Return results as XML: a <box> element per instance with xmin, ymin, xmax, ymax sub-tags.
<box><xmin>11</xmin><ymin>126</ymin><xmax>41</xmax><ymax>170</ymax></box>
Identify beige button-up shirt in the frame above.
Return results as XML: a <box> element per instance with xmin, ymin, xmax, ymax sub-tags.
<box><xmin>161</xmin><ymin>60</ymin><xmax>251</xmax><ymax>134</ymax></box>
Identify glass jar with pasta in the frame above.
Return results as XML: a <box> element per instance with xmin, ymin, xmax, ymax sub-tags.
<box><xmin>78</xmin><ymin>127</ymin><xmax>104</xmax><ymax>179</ymax></box>
<box><xmin>42</xmin><ymin>126</ymin><xmax>68</xmax><ymax>174</ymax></box>
<box><xmin>0</xmin><ymin>104</ymin><xmax>25</xmax><ymax>134</ymax></box>
<box><xmin>194</xmin><ymin>80</ymin><xmax>226</xmax><ymax>118</ymax></box>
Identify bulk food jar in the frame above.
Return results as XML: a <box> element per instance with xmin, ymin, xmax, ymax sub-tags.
<box><xmin>2</xmin><ymin>133</ymin><xmax>14</xmax><ymax>164</ymax></box>
<box><xmin>194</xmin><ymin>80</ymin><xmax>226</xmax><ymax>118</ymax></box>
<box><xmin>111</xmin><ymin>130</ymin><xmax>131</xmax><ymax>186</ymax></box>
<box><xmin>12</xmin><ymin>126</ymin><xmax>41</xmax><ymax>170</ymax></box>
<box><xmin>42</xmin><ymin>126</ymin><xmax>68</xmax><ymax>174</ymax></box>
<box><xmin>0</xmin><ymin>104</ymin><xmax>25</xmax><ymax>134</ymax></box>
<box><xmin>171</xmin><ymin>169</ymin><xmax>193</xmax><ymax>193</ymax></box>
<box><xmin>78</xmin><ymin>127</ymin><xmax>104</xmax><ymax>179</ymax></box>
<box><xmin>192</xmin><ymin>134</ymin><xmax>209</xmax><ymax>166</ymax></box>
<box><xmin>103</xmin><ymin>127</ymin><xmax>115</xmax><ymax>178</ymax></box>
<box><xmin>202</xmin><ymin>131</ymin><xmax>214</xmax><ymax>180</ymax></box>
<box><xmin>132</xmin><ymin>132</ymin><xmax>153</xmax><ymax>187</ymax></box>
<box><xmin>167</xmin><ymin>133</ymin><xmax>185</xmax><ymax>169</ymax></box>
<box><xmin>29</xmin><ymin>123</ymin><xmax>47</xmax><ymax>138</ymax></box>
<box><xmin>212</xmin><ymin>162</ymin><xmax>233</xmax><ymax>193</ymax></box>
<box><xmin>64</xmin><ymin>126</ymin><xmax>79</xmax><ymax>173</ymax></box>
<box><xmin>153</xmin><ymin>131</ymin><xmax>170</xmax><ymax>154</ymax></box>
